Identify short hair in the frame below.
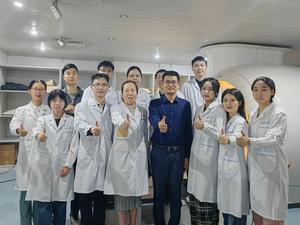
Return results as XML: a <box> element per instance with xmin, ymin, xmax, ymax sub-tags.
<box><xmin>28</xmin><ymin>80</ymin><xmax>47</xmax><ymax>90</ymax></box>
<box><xmin>200</xmin><ymin>77</ymin><xmax>220</xmax><ymax>97</ymax></box>
<box><xmin>62</xmin><ymin>63</ymin><xmax>78</xmax><ymax>75</ymax></box>
<box><xmin>251</xmin><ymin>76</ymin><xmax>276</xmax><ymax>102</ymax></box>
<box><xmin>162</xmin><ymin>70</ymin><xmax>180</xmax><ymax>82</ymax></box>
<box><xmin>222</xmin><ymin>88</ymin><xmax>248</xmax><ymax>123</ymax></box>
<box><xmin>192</xmin><ymin>56</ymin><xmax>207</xmax><ymax>66</ymax></box>
<box><xmin>47</xmin><ymin>89</ymin><xmax>68</xmax><ymax>108</ymax></box>
<box><xmin>154</xmin><ymin>69</ymin><xmax>167</xmax><ymax>79</ymax></box>
<box><xmin>126</xmin><ymin>66</ymin><xmax>142</xmax><ymax>77</ymax></box>
<box><xmin>97</xmin><ymin>61</ymin><xmax>114</xmax><ymax>71</ymax></box>
<box><xmin>91</xmin><ymin>73</ymin><xmax>110</xmax><ymax>84</ymax></box>
<box><xmin>121</xmin><ymin>80</ymin><xmax>138</xmax><ymax>94</ymax></box>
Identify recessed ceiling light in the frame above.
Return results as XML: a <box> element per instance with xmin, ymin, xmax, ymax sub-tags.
<box><xmin>14</xmin><ymin>1</ymin><xmax>23</xmax><ymax>8</ymax></box>
<box><xmin>154</xmin><ymin>54</ymin><xmax>160</xmax><ymax>59</ymax></box>
<box><xmin>30</xmin><ymin>27</ymin><xmax>38</xmax><ymax>36</ymax></box>
<box><xmin>154</xmin><ymin>46</ymin><xmax>160</xmax><ymax>59</ymax></box>
<box><xmin>40</xmin><ymin>42</ymin><xmax>46</xmax><ymax>51</ymax></box>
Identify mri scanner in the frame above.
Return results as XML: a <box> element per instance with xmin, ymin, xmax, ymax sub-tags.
<box><xmin>216</xmin><ymin>64</ymin><xmax>300</xmax><ymax>203</ymax></box>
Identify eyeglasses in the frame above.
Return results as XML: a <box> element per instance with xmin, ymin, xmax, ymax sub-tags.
<box><xmin>92</xmin><ymin>83</ymin><xmax>109</xmax><ymax>87</ymax></box>
<box><xmin>163</xmin><ymin>80</ymin><xmax>178</xmax><ymax>85</ymax></box>
<box><xmin>31</xmin><ymin>88</ymin><xmax>45</xmax><ymax>93</ymax></box>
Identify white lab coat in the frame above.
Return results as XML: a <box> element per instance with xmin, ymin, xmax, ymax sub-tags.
<box><xmin>187</xmin><ymin>99</ymin><xmax>226</xmax><ymax>203</ymax></box>
<box><xmin>181</xmin><ymin>77</ymin><xmax>204</xmax><ymax>119</ymax></box>
<box><xmin>9</xmin><ymin>101</ymin><xmax>50</xmax><ymax>191</ymax></box>
<box><xmin>248</xmin><ymin>102</ymin><xmax>288</xmax><ymax>221</ymax></box>
<box><xmin>217</xmin><ymin>114</ymin><xmax>250</xmax><ymax>218</ymax></box>
<box><xmin>26</xmin><ymin>113</ymin><xmax>78</xmax><ymax>202</ymax></box>
<box><xmin>81</xmin><ymin>86</ymin><xmax>119</xmax><ymax>105</ymax></box>
<box><xmin>151</xmin><ymin>90</ymin><xmax>185</xmax><ymax>100</ymax></box>
<box><xmin>104</xmin><ymin>102</ymin><xmax>149</xmax><ymax>196</ymax></box>
<box><xmin>117</xmin><ymin>89</ymin><xmax>151</xmax><ymax>110</ymax></box>
<box><xmin>74</xmin><ymin>97</ymin><xmax>113</xmax><ymax>193</ymax></box>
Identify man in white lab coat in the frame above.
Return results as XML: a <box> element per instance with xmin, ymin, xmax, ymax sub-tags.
<box><xmin>81</xmin><ymin>60</ymin><xmax>118</xmax><ymax>105</ymax></box>
<box><xmin>74</xmin><ymin>73</ymin><xmax>113</xmax><ymax>225</ymax></box>
<box><xmin>181</xmin><ymin>56</ymin><xmax>208</xmax><ymax>119</ymax></box>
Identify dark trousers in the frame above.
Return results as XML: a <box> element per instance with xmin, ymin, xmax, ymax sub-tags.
<box><xmin>70</xmin><ymin>160</ymin><xmax>80</xmax><ymax>220</ymax></box>
<box><xmin>223</xmin><ymin>213</ymin><xmax>247</xmax><ymax>225</ymax></box>
<box><xmin>36</xmin><ymin>201</ymin><xmax>66</xmax><ymax>225</ymax></box>
<box><xmin>151</xmin><ymin>146</ymin><xmax>185</xmax><ymax>225</ymax></box>
<box><xmin>78</xmin><ymin>191</ymin><xmax>106</xmax><ymax>225</ymax></box>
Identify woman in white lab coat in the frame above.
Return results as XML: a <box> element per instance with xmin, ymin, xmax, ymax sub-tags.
<box><xmin>74</xmin><ymin>73</ymin><xmax>113</xmax><ymax>225</ymax></box>
<box><xmin>9</xmin><ymin>80</ymin><xmax>50</xmax><ymax>225</ymax></box>
<box><xmin>237</xmin><ymin>77</ymin><xmax>288</xmax><ymax>225</ymax></box>
<box><xmin>187</xmin><ymin>77</ymin><xmax>226</xmax><ymax>225</ymax></box>
<box><xmin>217</xmin><ymin>88</ymin><xmax>249</xmax><ymax>225</ymax></box>
<box><xmin>116</xmin><ymin>66</ymin><xmax>151</xmax><ymax>110</ymax></box>
<box><xmin>26</xmin><ymin>89</ymin><xmax>78</xmax><ymax>225</ymax></box>
<box><xmin>104</xmin><ymin>80</ymin><xmax>149</xmax><ymax>225</ymax></box>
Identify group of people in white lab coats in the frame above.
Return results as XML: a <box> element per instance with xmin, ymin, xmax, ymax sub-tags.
<box><xmin>9</xmin><ymin>57</ymin><xmax>289</xmax><ymax>225</ymax></box>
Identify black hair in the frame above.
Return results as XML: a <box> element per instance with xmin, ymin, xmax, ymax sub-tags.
<box><xmin>154</xmin><ymin>69</ymin><xmax>167</xmax><ymax>79</ymax></box>
<box><xmin>47</xmin><ymin>89</ymin><xmax>68</xmax><ymax>108</ymax></box>
<box><xmin>28</xmin><ymin>80</ymin><xmax>47</xmax><ymax>90</ymax></box>
<box><xmin>251</xmin><ymin>76</ymin><xmax>276</xmax><ymax>102</ymax></box>
<box><xmin>97</xmin><ymin>61</ymin><xmax>114</xmax><ymax>71</ymax></box>
<box><xmin>191</xmin><ymin>56</ymin><xmax>207</xmax><ymax>66</ymax></box>
<box><xmin>162</xmin><ymin>70</ymin><xmax>180</xmax><ymax>82</ymax></box>
<box><xmin>200</xmin><ymin>77</ymin><xmax>220</xmax><ymax>97</ymax></box>
<box><xmin>62</xmin><ymin>63</ymin><xmax>78</xmax><ymax>75</ymax></box>
<box><xmin>91</xmin><ymin>73</ymin><xmax>110</xmax><ymax>84</ymax></box>
<box><xmin>126</xmin><ymin>66</ymin><xmax>142</xmax><ymax>77</ymax></box>
<box><xmin>121</xmin><ymin>80</ymin><xmax>138</xmax><ymax>94</ymax></box>
<box><xmin>222</xmin><ymin>88</ymin><xmax>248</xmax><ymax>123</ymax></box>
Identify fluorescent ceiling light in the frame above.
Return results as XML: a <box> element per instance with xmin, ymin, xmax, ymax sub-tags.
<box><xmin>30</xmin><ymin>27</ymin><xmax>38</xmax><ymax>36</ymax></box>
<box><xmin>50</xmin><ymin>1</ymin><xmax>63</xmax><ymax>19</ymax></box>
<box><xmin>14</xmin><ymin>1</ymin><xmax>23</xmax><ymax>8</ymax></box>
<box><xmin>40</xmin><ymin>42</ymin><xmax>46</xmax><ymax>51</ymax></box>
<box><xmin>57</xmin><ymin>37</ymin><xmax>65</xmax><ymax>47</ymax></box>
<box><xmin>154</xmin><ymin>46</ymin><xmax>160</xmax><ymax>59</ymax></box>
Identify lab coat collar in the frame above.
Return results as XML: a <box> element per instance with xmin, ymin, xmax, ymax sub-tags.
<box><xmin>253</xmin><ymin>102</ymin><xmax>276</xmax><ymax>122</ymax></box>
<box><xmin>48</xmin><ymin>112</ymin><xmax>68</xmax><ymax>130</ymax></box>
<box><xmin>190</xmin><ymin>75</ymin><xmax>207</xmax><ymax>89</ymax></box>
<box><xmin>226</xmin><ymin>113</ymin><xmax>240</xmax><ymax>129</ymax></box>
<box><xmin>87</xmin><ymin>97</ymin><xmax>108</xmax><ymax>115</ymax></box>
<box><xmin>201</xmin><ymin>98</ymin><xmax>219</xmax><ymax>116</ymax></box>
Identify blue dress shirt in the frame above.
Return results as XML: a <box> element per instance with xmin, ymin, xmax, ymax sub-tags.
<box><xmin>149</xmin><ymin>95</ymin><xmax>193</xmax><ymax>158</ymax></box>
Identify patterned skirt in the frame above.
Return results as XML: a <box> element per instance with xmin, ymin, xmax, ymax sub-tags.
<box><xmin>114</xmin><ymin>195</ymin><xmax>142</xmax><ymax>210</ymax></box>
<box><xmin>189</xmin><ymin>194</ymin><xmax>219</xmax><ymax>225</ymax></box>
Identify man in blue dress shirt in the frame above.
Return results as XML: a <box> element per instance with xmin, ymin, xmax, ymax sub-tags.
<box><xmin>149</xmin><ymin>70</ymin><xmax>193</xmax><ymax>225</ymax></box>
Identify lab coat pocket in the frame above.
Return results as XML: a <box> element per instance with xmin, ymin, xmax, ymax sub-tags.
<box><xmin>198</xmin><ymin>143</ymin><xmax>214</xmax><ymax>161</ymax></box>
<box><xmin>259</xmin><ymin>121</ymin><xmax>270</xmax><ymax>128</ymax></box>
<box><xmin>36</xmin><ymin>151</ymin><xmax>50</xmax><ymax>165</ymax></box>
<box><xmin>223</xmin><ymin>156</ymin><xmax>240</xmax><ymax>178</ymax></box>
<box><xmin>256</xmin><ymin>149</ymin><xmax>276</xmax><ymax>173</ymax></box>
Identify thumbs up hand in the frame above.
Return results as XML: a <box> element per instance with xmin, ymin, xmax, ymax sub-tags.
<box><xmin>194</xmin><ymin>115</ymin><xmax>204</xmax><ymax>130</ymax></box>
<box><xmin>37</xmin><ymin>128</ymin><xmax>47</xmax><ymax>142</ymax></box>
<box><xmin>158</xmin><ymin>115</ymin><xmax>168</xmax><ymax>133</ymax></box>
<box><xmin>17</xmin><ymin>124</ymin><xmax>28</xmax><ymax>137</ymax></box>
<box><xmin>236</xmin><ymin>130</ymin><xmax>249</xmax><ymax>147</ymax></box>
<box><xmin>218</xmin><ymin>128</ymin><xmax>229</xmax><ymax>145</ymax></box>
<box><xmin>91</xmin><ymin>121</ymin><xmax>101</xmax><ymax>136</ymax></box>
<box><xmin>121</xmin><ymin>114</ymin><xmax>130</xmax><ymax>130</ymax></box>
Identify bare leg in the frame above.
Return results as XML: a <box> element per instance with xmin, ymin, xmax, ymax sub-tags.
<box><xmin>129</xmin><ymin>208</ymin><xmax>138</xmax><ymax>225</ymax></box>
<box><xmin>118</xmin><ymin>210</ymin><xmax>128</xmax><ymax>225</ymax></box>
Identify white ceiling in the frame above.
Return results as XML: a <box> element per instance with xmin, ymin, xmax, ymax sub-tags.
<box><xmin>1</xmin><ymin>0</ymin><xmax>300</xmax><ymax>65</ymax></box>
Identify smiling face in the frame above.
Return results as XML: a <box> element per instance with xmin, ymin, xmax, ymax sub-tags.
<box><xmin>252</xmin><ymin>80</ymin><xmax>274</xmax><ymax>106</ymax></box>
<box><xmin>50</xmin><ymin>96</ymin><xmax>65</xmax><ymax>115</ymax></box>
<box><xmin>127</xmin><ymin>68</ymin><xmax>142</xmax><ymax>87</ymax></box>
<box><xmin>192</xmin><ymin>60</ymin><xmax>207</xmax><ymax>80</ymax></box>
<box><xmin>29</xmin><ymin>82</ymin><xmax>46</xmax><ymax>104</ymax></box>
<box><xmin>155</xmin><ymin>71</ymin><xmax>164</xmax><ymax>90</ymax></box>
<box><xmin>162</xmin><ymin>75</ymin><xmax>179</xmax><ymax>95</ymax></box>
<box><xmin>222</xmin><ymin>93</ymin><xmax>239</xmax><ymax>117</ymax></box>
<box><xmin>91</xmin><ymin>77</ymin><xmax>110</xmax><ymax>99</ymax></box>
<box><xmin>122</xmin><ymin>82</ymin><xmax>137</xmax><ymax>105</ymax></box>
<box><xmin>200</xmin><ymin>81</ymin><xmax>216</xmax><ymax>104</ymax></box>
<box><xmin>63</xmin><ymin>67</ymin><xmax>79</xmax><ymax>86</ymax></box>
<box><xmin>98</xmin><ymin>66</ymin><xmax>114</xmax><ymax>81</ymax></box>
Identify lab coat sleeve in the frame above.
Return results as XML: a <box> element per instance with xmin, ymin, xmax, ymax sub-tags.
<box><xmin>64</xmin><ymin>129</ymin><xmax>79</xmax><ymax>168</ymax></box>
<box><xmin>74</xmin><ymin>103</ymin><xmax>93</xmax><ymax>135</ymax></box>
<box><xmin>180</xmin><ymin>82</ymin><xmax>189</xmax><ymax>99</ymax></box>
<box><xmin>9</xmin><ymin>107</ymin><xmax>23</xmax><ymax>135</ymax></box>
<box><xmin>32</xmin><ymin>116</ymin><xmax>45</xmax><ymax>138</ymax></box>
<box><xmin>202</xmin><ymin>107</ymin><xmax>226</xmax><ymax>139</ymax></box>
<box><xmin>81</xmin><ymin>86</ymin><xmax>93</xmax><ymax>103</ymax></box>
<box><xmin>228</xmin><ymin>119</ymin><xmax>248</xmax><ymax>147</ymax></box>
<box><xmin>149</xmin><ymin>100</ymin><xmax>161</xmax><ymax>130</ymax></box>
<box><xmin>249</xmin><ymin>112</ymin><xmax>287</xmax><ymax>148</ymax></box>
<box><xmin>110</xmin><ymin>105</ymin><xmax>125</xmax><ymax>127</ymax></box>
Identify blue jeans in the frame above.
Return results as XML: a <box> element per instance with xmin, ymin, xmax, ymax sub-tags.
<box><xmin>20</xmin><ymin>191</ymin><xmax>38</xmax><ymax>225</ymax></box>
<box><xmin>151</xmin><ymin>145</ymin><xmax>185</xmax><ymax>225</ymax></box>
<box><xmin>223</xmin><ymin>213</ymin><xmax>247</xmax><ymax>225</ymax></box>
<box><xmin>36</xmin><ymin>201</ymin><xmax>67</xmax><ymax>225</ymax></box>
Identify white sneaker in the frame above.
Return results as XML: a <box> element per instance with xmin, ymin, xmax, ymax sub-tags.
<box><xmin>70</xmin><ymin>215</ymin><xmax>80</xmax><ymax>225</ymax></box>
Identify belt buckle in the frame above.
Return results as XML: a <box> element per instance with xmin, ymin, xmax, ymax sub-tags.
<box><xmin>167</xmin><ymin>146</ymin><xmax>177</xmax><ymax>152</ymax></box>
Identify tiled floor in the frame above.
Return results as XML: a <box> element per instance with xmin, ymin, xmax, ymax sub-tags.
<box><xmin>1</xmin><ymin>167</ymin><xmax>299</xmax><ymax>225</ymax></box>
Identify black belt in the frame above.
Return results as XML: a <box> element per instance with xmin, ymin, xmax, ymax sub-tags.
<box><xmin>155</xmin><ymin>144</ymin><xmax>184</xmax><ymax>152</ymax></box>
